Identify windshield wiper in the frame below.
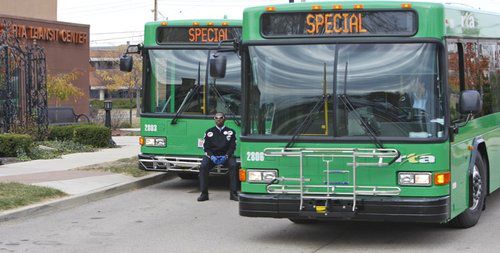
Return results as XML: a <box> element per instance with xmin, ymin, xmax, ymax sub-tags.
<box><xmin>171</xmin><ymin>62</ymin><xmax>202</xmax><ymax>125</ymax></box>
<box><xmin>339</xmin><ymin>61</ymin><xmax>384</xmax><ymax>149</ymax></box>
<box><xmin>285</xmin><ymin>94</ymin><xmax>331</xmax><ymax>149</ymax></box>
<box><xmin>338</xmin><ymin>94</ymin><xmax>384</xmax><ymax>149</ymax></box>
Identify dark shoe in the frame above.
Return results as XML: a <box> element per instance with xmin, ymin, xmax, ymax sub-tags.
<box><xmin>229</xmin><ymin>192</ymin><xmax>239</xmax><ymax>201</ymax></box>
<box><xmin>197</xmin><ymin>193</ymin><xmax>209</xmax><ymax>202</ymax></box>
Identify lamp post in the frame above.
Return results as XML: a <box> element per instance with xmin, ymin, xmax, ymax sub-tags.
<box><xmin>104</xmin><ymin>99</ymin><xmax>112</xmax><ymax>128</ymax></box>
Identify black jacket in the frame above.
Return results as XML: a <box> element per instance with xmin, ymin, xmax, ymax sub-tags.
<box><xmin>203</xmin><ymin>126</ymin><xmax>236</xmax><ymax>157</ymax></box>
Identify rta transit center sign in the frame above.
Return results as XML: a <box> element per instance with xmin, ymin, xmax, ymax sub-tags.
<box><xmin>0</xmin><ymin>22</ymin><xmax>88</xmax><ymax>44</ymax></box>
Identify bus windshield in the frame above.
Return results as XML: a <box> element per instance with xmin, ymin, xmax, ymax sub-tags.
<box><xmin>148</xmin><ymin>49</ymin><xmax>241</xmax><ymax>115</ymax></box>
<box><xmin>247</xmin><ymin>43</ymin><xmax>445</xmax><ymax>139</ymax></box>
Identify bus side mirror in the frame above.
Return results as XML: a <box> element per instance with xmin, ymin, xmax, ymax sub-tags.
<box><xmin>459</xmin><ymin>90</ymin><xmax>482</xmax><ymax>115</ymax></box>
<box><xmin>120</xmin><ymin>55</ymin><xmax>133</xmax><ymax>72</ymax></box>
<box><xmin>210</xmin><ymin>54</ymin><xmax>227</xmax><ymax>79</ymax></box>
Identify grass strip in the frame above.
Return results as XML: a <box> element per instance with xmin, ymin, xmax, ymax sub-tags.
<box><xmin>0</xmin><ymin>182</ymin><xmax>67</xmax><ymax>211</ymax></box>
<box><xmin>79</xmin><ymin>157</ymin><xmax>151</xmax><ymax>178</ymax></box>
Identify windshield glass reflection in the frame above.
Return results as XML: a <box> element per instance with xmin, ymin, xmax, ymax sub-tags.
<box><xmin>148</xmin><ymin>49</ymin><xmax>241</xmax><ymax>115</ymax></box>
<box><xmin>247</xmin><ymin>43</ymin><xmax>445</xmax><ymax>139</ymax></box>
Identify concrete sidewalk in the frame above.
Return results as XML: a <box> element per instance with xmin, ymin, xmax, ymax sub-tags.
<box><xmin>0</xmin><ymin>136</ymin><xmax>169</xmax><ymax>222</ymax></box>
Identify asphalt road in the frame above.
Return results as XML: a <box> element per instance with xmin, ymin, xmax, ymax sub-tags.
<box><xmin>1</xmin><ymin>176</ymin><xmax>500</xmax><ymax>253</ymax></box>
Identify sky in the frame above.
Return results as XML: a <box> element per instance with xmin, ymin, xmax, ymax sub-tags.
<box><xmin>57</xmin><ymin>0</ymin><xmax>500</xmax><ymax>47</ymax></box>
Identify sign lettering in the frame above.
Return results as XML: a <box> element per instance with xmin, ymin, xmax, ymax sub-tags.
<box><xmin>157</xmin><ymin>27</ymin><xmax>241</xmax><ymax>44</ymax></box>
<box><xmin>0</xmin><ymin>21</ymin><xmax>88</xmax><ymax>44</ymax></box>
<box><xmin>395</xmin><ymin>154</ymin><xmax>436</xmax><ymax>164</ymax></box>
<box><xmin>305</xmin><ymin>13</ymin><xmax>367</xmax><ymax>35</ymax></box>
<box><xmin>188</xmin><ymin>28</ymin><xmax>228</xmax><ymax>42</ymax></box>
<box><xmin>461</xmin><ymin>12</ymin><xmax>476</xmax><ymax>29</ymax></box>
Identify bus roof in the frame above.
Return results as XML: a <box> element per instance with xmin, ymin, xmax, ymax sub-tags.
<box><xmin>144</xmin><ymin>19</ymin><xmax>242</xmax><ymax>46</ymax></box>
<box><xmin>242</xmin><ymin>1</ymin><xmax>500</xmax><ymax>41</ymax></box>
<box><xmin>145</xmin><ymin>19</ymin><xmax>242</xmax><ymax>28</ymax></box>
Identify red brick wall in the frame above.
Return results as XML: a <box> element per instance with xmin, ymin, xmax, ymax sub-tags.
<box><xmin>0</xmin><ymin>15</ymin><xmax>90</xmax><ymax>115</ymax></box>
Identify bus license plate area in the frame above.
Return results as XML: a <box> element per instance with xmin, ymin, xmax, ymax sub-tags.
<box><xmin>300</xmin><ymin>199</ymin><xmax>357</xmax><ymax>218</ymax></box>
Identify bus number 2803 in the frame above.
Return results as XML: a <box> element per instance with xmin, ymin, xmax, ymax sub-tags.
<box><xmin>247</xmin><ymin>152</ymin><xmax>265</xmax><ymax>162</ymax></box>
<box><xmin>144</xmin><ymin>124</ymin><xmax>158</xmax><ymax>132</ymax></box>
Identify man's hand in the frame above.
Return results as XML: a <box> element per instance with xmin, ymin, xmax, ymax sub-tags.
<box><xmin>210</xmin><ymin>155</ymin><xmax>227</xmax><ymax>165</ymax></box>
<box><xmin>210</xmin><ymin>155</ymin><xmax>217</xmax><ymax>164</ymax></box>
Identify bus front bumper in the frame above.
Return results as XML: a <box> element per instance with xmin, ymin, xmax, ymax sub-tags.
<box><xmin>239</xmin><ymin>194</ymin><xmax>450</xmax><ymax>223</ymax></box>
<box><xmin>138</xmin><ymin>154</ymin><xmax>238</xmax><ymax>174</ymax></box>
<box><xmin>138</xmin><ymin>154</ymin><xmax>205</xmax><ymax>173</ymax></box>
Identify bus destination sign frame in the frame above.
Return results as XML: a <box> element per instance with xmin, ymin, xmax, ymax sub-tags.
<box><xmin>261</xmin><ymin>10</ymin><xmax>418</xmax><ymax>38</ymax></box>
<box><xmin>156</xmin><ymin>26</ymin><xmax>242</xmax><ymax>44</ymax></box>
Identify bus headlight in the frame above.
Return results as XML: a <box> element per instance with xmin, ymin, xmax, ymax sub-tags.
<box><xmin>247</xmin><ymin>170</ymin><xmax>277</xmax><ymax>183</ymax></box>
<box><xmin>144</xmin><ymin>137</ymin><xmax>166</xmax><ymax>147</ymax></box>
<box><xmin>398</xmin><ymin>172</ymin><xmax>431</xmax><ymax>186</ymax></box>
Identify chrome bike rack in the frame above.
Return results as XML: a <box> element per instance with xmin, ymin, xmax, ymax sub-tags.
<box><xmin>264</xmin><ymin>148</ymin><xmax>401</xmax><ymax>212</ymax></box>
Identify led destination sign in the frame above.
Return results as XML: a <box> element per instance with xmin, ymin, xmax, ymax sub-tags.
<box><xmin>261</xmin><ymin>11</ymin><xmax>416</xmax><ymax>37</ymax></box>
<box><xmin>157</xmin><ymin>27</ymin><xmax>241</xmax><ymax>44</ymax></box>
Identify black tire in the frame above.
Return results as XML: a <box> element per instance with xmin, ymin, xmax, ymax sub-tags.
<box><xmin>288</xmin><ymin>218</ymin><xmax>317</xmax><ymax>224</ymax></box>
<box><xmin>177</xmin><ymin>172</ymin><xmax>198</xmax><ymax>180</ymax></box>
<box><xmin>450</xmin><ymin>154</ymin><xmax>487</xmax><ymax>228</ymax></box>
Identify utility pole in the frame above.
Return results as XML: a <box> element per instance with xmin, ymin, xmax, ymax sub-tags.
<box><xmin>153</xmin><ymin>0</ymin><xmax>158</xmax><ymax>21</ymax></box>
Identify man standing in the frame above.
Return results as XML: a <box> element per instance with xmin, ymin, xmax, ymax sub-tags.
<box><xmin>198</xmin><ymin>112</ymin><xmax>239</xmax><ymax>202</ymax></box>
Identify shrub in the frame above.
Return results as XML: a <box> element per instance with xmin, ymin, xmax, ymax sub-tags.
<box><xmin>0</xmin><ymin>134</ymin><xmax>33</xmax><ymax>157</ymax></box>
<box><xmin>90</xmin><ymin>99</ymin><xmax>136</xmax><ymax>109</ymax></box>
<box><xmin>48</xmin><ymin>125</ymin><xmax>80</xmax><ymax>141</ymax></box>
<box><xmin>18</xmin><ymin>140</ymin><xmax>96</xmax><ymax>161</ymax></box>
<box><xmin>18</xmin><ymin>146</ymin><xmax>60</xmax><ymax>161</ymax></box>
<box><xmin>47</xmin><ymin>125</ymin><xmax>112</xmax><ymax>148</ymax></box>
<box><xmin>73</xmin><ymin>125</ymin><xmax>111</xmax><ymax>148</ymax></box>
<box><xmin>38</xmin><ymin>140</ymin><xmax>95</xmax><ymax>154</ymax></box>
<box><xmin>113</xmin><ymin>99</ymin><xmax>136</xmax><ymax>109</ymax></box>
<box><xmin>90</xmin><ymin>100</ymin><xmax>104</xmax><ymax>109</ymax></box>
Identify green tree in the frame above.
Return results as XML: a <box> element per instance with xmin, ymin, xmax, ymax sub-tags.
<box><xmin>47</xmin><ymin>71</ymin><xmax>84</xmax><ymax>106</ymax></box>
<box><xmin>95</xmin><ymin>54</ymin><xmax>142</xmax><ymax>126</ymax></box>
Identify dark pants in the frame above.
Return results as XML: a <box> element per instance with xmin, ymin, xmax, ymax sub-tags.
<box><xmin>199</xmin><ymin>156</ymin><xmax>238</xmax><ymax>194</ymax></box>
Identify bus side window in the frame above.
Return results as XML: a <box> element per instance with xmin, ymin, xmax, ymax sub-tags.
<box><xmin>447</xmin><ymin>41</ymin><xmax>461</xmax><ymax>122</ymax></box>
<box><xmin>495</xmin><ymin>42</ymin><xmax>500</xmax><ymax>113</ymax></box>
<box><xmin>463</xmin><ymin>40</ymin><xmax>497</xmax><ymax>117</ymax></box>
<box><xmin>478</xmin><ymin>42</ymin><xmax>496</xmax><ymax>116</ymax></box>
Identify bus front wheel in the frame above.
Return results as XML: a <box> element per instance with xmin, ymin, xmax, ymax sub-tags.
<box><xmin>450</xmin><ymin>154</ymin><xmax>487</xmax><ymax>228</ymax></box>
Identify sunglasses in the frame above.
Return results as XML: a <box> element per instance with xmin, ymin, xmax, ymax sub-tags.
<box><xmin>214</xmin><ymin>116</ymin><xmax>225</xmax><ymax>120</ymax></box>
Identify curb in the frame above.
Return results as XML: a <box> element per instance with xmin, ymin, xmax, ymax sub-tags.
<box><xmin>0</xmin><ymin>172</ymin><xmax>174</xmax><ymax>223</ymax></box>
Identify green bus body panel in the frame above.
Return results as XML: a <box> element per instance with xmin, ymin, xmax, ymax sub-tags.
<box><xmin>451</xmin><ymin>113</ymin><xmax>500</xmax><ymax>215</ymax></box>
<box><xmin>141</xmin><ymin>117</ymin><xmax>240</xmax><ymax>158</ymax></box>
<box><xmin>144</xmin><ymin>19</ymin><xmax>242</xmax><ymax>46</ymax></box>
<box><xmin>444</xmin><ymin>8</ymin><xmax>500</xmax><ymax>38</ymax></box>
<box><xmin>241</xmin><ymin>142</ymin><xmax>450</xmax><ymax>197</ymax></box>
<box><xmin>241</xmin><ymin>1</ymin><xmax>500</xmax><ymax>221</ymax></box>
<box><xmin>243</xmin><ymin>1</ymin><xmax>499</xmax><ymax>41</ymax></box>
<box><xmin>450</xmin><ymin>113</ymin><xmax>500</xmax><ymax>217</ymax></box>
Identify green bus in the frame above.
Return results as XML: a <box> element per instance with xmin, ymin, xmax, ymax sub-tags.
<box><xmin>232</xmin><ymin>1</ymin><xmax>499</xmax><ymax>227</ymax></box>
<box><xmin>121</xmin><ymin>20</ymin><xmax>242</xmax><ymax>179</ymax></box>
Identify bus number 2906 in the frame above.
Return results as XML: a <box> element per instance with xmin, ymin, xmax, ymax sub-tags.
<box><xmin>247</xmin><ymin>152</ymin><xmax>265</xmax><ymax>162</ymax></box>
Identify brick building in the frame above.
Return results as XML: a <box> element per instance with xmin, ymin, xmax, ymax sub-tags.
<box><xmin>0</xmin><ymin>0</ymin><xmax>90</xmax><ymax>115</ymax></box>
